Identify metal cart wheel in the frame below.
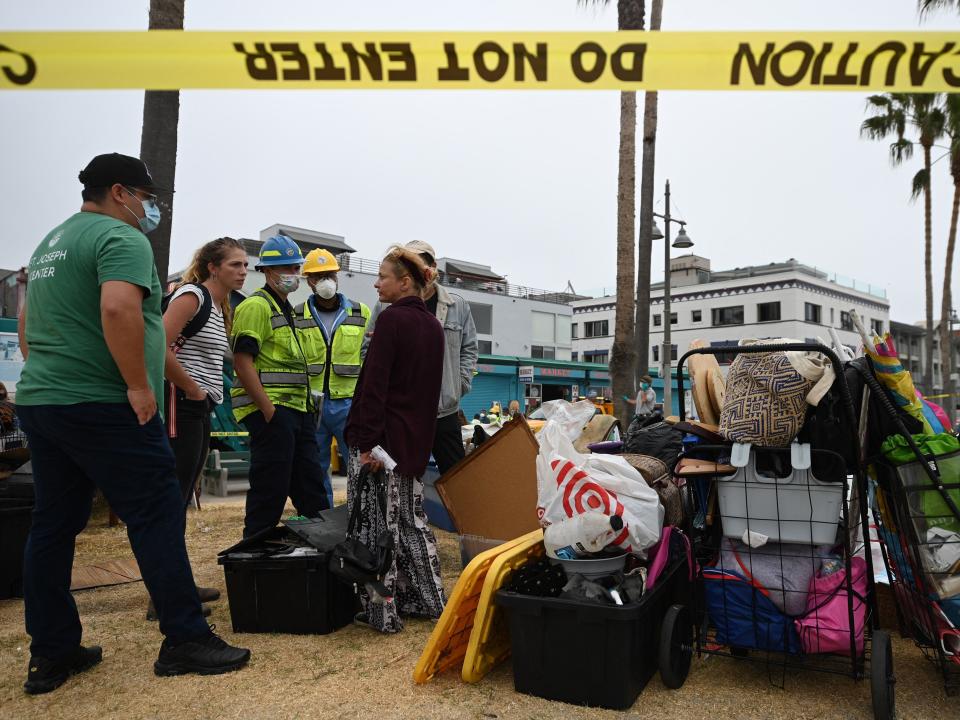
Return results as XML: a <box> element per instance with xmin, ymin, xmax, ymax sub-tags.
<box><xmin>871</xmin><ymin>630</ymin><xmax>896</xmax><ymax>720</ymax></box>
<box><xmin>659</xmin><ymin>604</ymin><xmax>693</xmax><ymax>689</ymax></box>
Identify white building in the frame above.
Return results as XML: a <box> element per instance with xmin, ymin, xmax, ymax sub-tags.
<box><xmin>175</xmin><ymin>224</ymin><xmax>576</xmax><ymax>360</ymax></box>
<box><xmin>571</xmin><ymin>255</ymin><xmax>890</xmax><ymax>369</ymax></box>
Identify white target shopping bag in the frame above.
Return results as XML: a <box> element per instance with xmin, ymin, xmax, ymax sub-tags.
<box><xmin>535</xmin><ymin>400</ymin><xmax>664</xmax><ymax>556</ymax></box>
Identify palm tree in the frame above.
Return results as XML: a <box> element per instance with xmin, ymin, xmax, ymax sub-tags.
<box><xmin>582</xmin><ymin>0</ymin><xmax>644</xmax><ymax>424</ymax></box>
<box><xmin>919</xmin><ymin>0</ymin><xmax>960</xmax><ymax>14</ymax></box>
<box><xmin>633</xmin><ymin>0</ymin><xmax>663</xmax><ymax>386</ymax></box>
<box><xmin>140</xmin><ymin>0</ymin><xmax>185</xmax><ymax>284</ymax></box>
<box><xmin>940</xmin><ymin>94</ymin><xmax>960</xmax><ymax>414</ymax></box>
<box><xmin>861</xmin><ymin>93</ymin><xmax>945</xmax><ymax>393</ymax></box>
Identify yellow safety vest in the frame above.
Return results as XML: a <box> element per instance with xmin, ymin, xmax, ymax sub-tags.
<box><xmin>230</xmin><ymin>288</ymin><xmax>315</xmax><ymax>421</ymax></box>
<box><xmin>293</xmin><ymin>297</ymin><xmax>370</xmax><ymax>400</ymax></box>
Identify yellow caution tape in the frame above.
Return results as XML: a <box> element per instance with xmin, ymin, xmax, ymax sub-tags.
<box><xmin>210</xmin><ymin>431</ymin><xmax>249</xmax><ymax>437</ymax></box>
<box><xmin>1</xmin><ymin>31</ymin><xmax>958</xmax><ymax>91</ymax></box>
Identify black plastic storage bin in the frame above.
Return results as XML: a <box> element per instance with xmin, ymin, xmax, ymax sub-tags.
<box><xmin>0</xmin><ymin>495</ymin><xmax>34</xmax><ymax>600</ymax></box>
<box><xmin>496</xmin><ymin>555</ymin><xmax>689</xmax><ymax>710</ymax></box>
<box><xmin>217</xmin><ymin>505</ymin><xmax>358</xmax><ymax>634</ymax></box>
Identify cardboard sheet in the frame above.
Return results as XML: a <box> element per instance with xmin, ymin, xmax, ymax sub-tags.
<box><xmin>436</xmin><ymin>417</ymin><xmax>540</xmax><ymax>541</ymax></box>
<box><xmin>71</xmin><ymin>558</ymin><xmax>142</xmax><ymax>591</ymax></box>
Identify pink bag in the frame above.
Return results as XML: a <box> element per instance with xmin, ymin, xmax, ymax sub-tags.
<box><xmin>645</xmin><ymin>526</ymin><xmax>695</xmax><ymax>590</ymax></box>
<box><xmin>795</xmin><ymin>556</ymin><xmax>868</xmax><ymax>656</ymax></box>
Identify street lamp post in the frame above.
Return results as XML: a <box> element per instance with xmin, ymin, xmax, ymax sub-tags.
<box><xmin>651</xmin><ymin>179</ymin><xmax>693</xmax><ymax>418</ymax></box>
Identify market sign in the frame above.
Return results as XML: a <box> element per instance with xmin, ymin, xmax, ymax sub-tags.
<box><xmin>1</xmin><ymin>32</ymin><xmax>957</xmax><ymax>91</ymax></box>
<box><xmin>477</xmin><ymin>363</ymin><xmax>516</xmax><ymax>375</ymax></box>
<box><xmin>538</xmin><ymin>367</ymin><xmax>586</xmax><ymax>379</ymax></box>
<box><xmin>518</xmin><ymin>365</ymin><xmax>534</xmax><ymax>382</ymax></box>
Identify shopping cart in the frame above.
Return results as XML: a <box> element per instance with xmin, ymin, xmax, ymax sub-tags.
<box><xmin>658</xmin><ymin>343</ymin><xmax>895</xmax><ymax>720</ymax></box>
<box><xmin>855</xmin><ymin>362</ymin><xmax>960</xmax><ymax>697</ymax></box>
<box><xmin>0</xmin><ymin>423</ymin><xmax>29</xmax><ymax>478</ymax></box>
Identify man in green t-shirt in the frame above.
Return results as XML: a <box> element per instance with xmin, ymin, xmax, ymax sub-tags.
<box><xmin>15</xmin><ymin>153</ymin><xmax>250</xmax><ymax>695</ymax></box>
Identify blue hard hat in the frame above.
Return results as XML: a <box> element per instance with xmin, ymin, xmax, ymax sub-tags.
<box><xmin>257</xmin><ymin>234</ymin><xmax>304</xmax><ymax>269</ymax></box>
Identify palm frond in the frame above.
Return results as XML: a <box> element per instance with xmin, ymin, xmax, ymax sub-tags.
<box><xmin>911</xmin><ymin>167</ymin><xmax>930</xmax><ymax>201</ymax></box>
<box><xmin>861</xmin><ymin>114</ymin><xmax>895</xmax><ymax>139</ymax></box>
<box><xmin>918</xmin><ymin>0</ymin><xmax>960</xmax><ymax>18</ymax></box>
<box><xmin>892</xmin><ymin>137</ymin><xmax>915</xmax><ymax>165</ymax></box>
<box><xmin>945</xmin><ymin>94</ymin><xmax>960</xmax><ymax>140</ymax></box>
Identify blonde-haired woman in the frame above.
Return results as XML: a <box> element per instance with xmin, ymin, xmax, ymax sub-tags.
<box><xmin>153</xmin><ymin>237</ymin><xmax>247</xmax><ymax>618</ymax></box>
<box><xmin>344</xmin><ymin>246</ymin><xmax>446</xmax><ymax>633</ymax></box>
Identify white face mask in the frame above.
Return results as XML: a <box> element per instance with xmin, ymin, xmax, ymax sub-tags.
<box><xmin>275</xmin><ymin>273</ymin><xmax>300</xmax><ymax>294</ymax></box>
<box><xmin>313</xmin><ymin>278</ymin><xmax>337</xmax><ymax>300</ymax></box>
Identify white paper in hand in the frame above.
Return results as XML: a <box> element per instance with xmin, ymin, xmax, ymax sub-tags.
<box><xmin>371</xmin><ymin>445</ymin><xmax>397</xmax><ymax>471</ymax></box>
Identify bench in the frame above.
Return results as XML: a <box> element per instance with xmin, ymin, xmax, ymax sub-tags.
<box><xmin>202</xmin><ymin>449</ymin><xmax>251</xmax><ymax>497</ymax></box>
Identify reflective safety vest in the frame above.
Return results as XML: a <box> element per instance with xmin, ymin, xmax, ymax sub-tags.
<box><xmin>293</xmin><ymin>297</ymin><xmax>370</xmax><ymax>400</ymax></box>
<box><xmin>230</xmin><ymin>288</ymin><xmax>314</xmax><ymax>422</ymax></box>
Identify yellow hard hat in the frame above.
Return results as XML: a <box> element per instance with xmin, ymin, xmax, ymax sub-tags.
<box><xmin>302</xmin><ymin>248</ymin><xmax>341</xmax><ymax>274</ymax></box>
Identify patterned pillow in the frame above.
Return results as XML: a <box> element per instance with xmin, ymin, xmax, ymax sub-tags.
<box><xmin>719</xmin><ymin>352</ymin><xmax>814</xmax><ymax>447</ymax></box>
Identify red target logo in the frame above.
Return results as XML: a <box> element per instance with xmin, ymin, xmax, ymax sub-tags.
<box><xmin>550</xmin><ymin>458</ymin><xmax>631</xmax><ymax>549</ymax></box>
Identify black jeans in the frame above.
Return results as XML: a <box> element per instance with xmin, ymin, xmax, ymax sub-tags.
<box><xmin>432</xmin><ymin>411</ymin><xmax>465</xmax><ymax>475</ymax></box>
<box><xmin>167</xmin><ymin>396</ymin><xmax>212</xmax><ymax>511</ymax></box>
<box><xmin>17</xmin><ymin>404</ymin><xmax>209</xmax><ymax>659</ymax></box>
<box><xmin>241</xmin><ymin>405</ymin><xmax>330</xmax><ymax>538</ymax></box>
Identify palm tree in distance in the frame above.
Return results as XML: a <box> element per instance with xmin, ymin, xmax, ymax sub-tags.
<box><xmin>634</xmin><ymin>0</ymin><xmax>663</xmax><ymax>387</ymax></box>
<box><xmin>862</xmin><ymin>93</ymin><xmax>945</xmax><ymax>393</ymax></box>
<box><xmin>581</xmin><ymin>0</ymin><xmax>645</xmax><ymax>425</ymax></box>
<box><xmin>918</xmin><ymin>0</ymin><xmax>960</xmax><ymax>14</ymax></box>
<box><xmin>141</xmin><ymin>0</ymin><xmax>185</xmax><ymax>284</ymax></box>
<box><xmin>939</xmin><ymin>95</ymin><xmax>960</xmax><ymax>413</ymax></box>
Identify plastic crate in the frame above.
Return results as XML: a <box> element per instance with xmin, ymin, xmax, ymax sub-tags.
<box><xmin>217</xmin><ymin>507</ymin><xmax>358</xmax><ymax>634</ymax></box>
<box><xmin>459</xmin><ymin>534</ymin><xmax>508</xmax><ymax>568</ymax></box>
<box><xmin>0</xmin><ymin>496</ymin><xmax>33</xmax><ymax>600</ymax></box>
<box><xmin>718</xmin><ymin>447</ymin><xmax>844</xmax><ymax>546</ymax></box>
<box><xmin>495</xmin><ymin>555</ymin><xmax>689</xmax><ymax>709</ymax></box>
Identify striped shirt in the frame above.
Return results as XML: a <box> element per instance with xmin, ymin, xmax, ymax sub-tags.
<box><xmin>170</xmin><ymin>284</ymin><xmax>228</xmax><ymax>403</ymax></box>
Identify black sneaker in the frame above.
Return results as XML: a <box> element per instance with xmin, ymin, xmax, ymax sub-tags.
<box><xmin>24</xmin><ymin>645</ymin><xmax>103</xmax><ymax>695</ymax></box>
<box><xmin>153</xmin><ymin>626</ymin><xmax>250</xmax><ymax>677</ymax></box>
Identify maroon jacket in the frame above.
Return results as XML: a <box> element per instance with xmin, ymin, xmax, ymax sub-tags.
<box><xmin>344</xmin><ymin>295</ymin><xmax>444</xmax><ymax>477</ymax></box>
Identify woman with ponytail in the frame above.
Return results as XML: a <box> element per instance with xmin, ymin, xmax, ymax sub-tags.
<box><xmin>343</xmin><ymin>245</ymin><xmax>446</xmax><ymax>633</ymax></box>
<box><xmin>150</xmin><ymin>237</ymin><xmax>247</xmax><ymax>620</ymax></box>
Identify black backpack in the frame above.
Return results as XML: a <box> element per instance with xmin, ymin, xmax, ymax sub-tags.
<box><xmin>161</xmin><ymin>283</ymin><xmax>214</xmax><ymax>346</ymax></box>
<box><xmin>797</xmin><ymin>356</ymin><xmax>924</xmax><ymax>474</ymax></box>
<box><xmin>623</xmin><ymin>419</ymin><xmax>685</xmax><ymax>472</ymax></box>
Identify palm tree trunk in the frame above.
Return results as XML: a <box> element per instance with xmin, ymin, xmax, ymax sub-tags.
<box><xmin>940</xmin><ymin>178</ymin><xmax>959</xmax><ymax>420</ymax></box>
<box><xmin>923</xmin><ymin>142</ymin><xmax>936</xmax><ymax>393</ymax></box>
<box><xmin>634</xmin><ymin>0</ymin><xmax>662</xmax><ymax>385</ymax></box>
<box><xmin>611</xmin><ymin>0</ymin><xmax>644</xmax><ymax>426</ymax></box>
<box><xmin>140</xmin><ymin>0</ymin><xmax>185</xmax><ymax>285</ymax></box>
<box><xmin>611</xmin><ymin>89</ymin><xmax>638</xmax><ymax>426</ymax></box>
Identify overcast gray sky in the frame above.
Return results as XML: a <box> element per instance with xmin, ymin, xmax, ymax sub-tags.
<box><xmin>1</xmin><ymin>1</ymin><xmax>958</xmax><ymax>324</ymax></box>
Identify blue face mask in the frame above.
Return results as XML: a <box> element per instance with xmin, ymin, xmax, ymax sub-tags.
<box><xmin>641</xmin><ymin>383</ymin><xmax>649</xmax><ymax>391</ymax></box>
<box><xmin>123</xmin><ymin>187</ymin><xmax>161</xmax><ymax>234</ymax></box>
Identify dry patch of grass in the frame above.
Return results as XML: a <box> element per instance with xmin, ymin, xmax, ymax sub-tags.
<box><xmin>0</xmin><ymin>500</ymin><xmax>957</xmax><ymax>720</ymax></box>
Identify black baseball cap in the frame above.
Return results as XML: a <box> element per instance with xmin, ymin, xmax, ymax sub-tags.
<box><xmin>78</xmin><ymin>153</ymin><xmax>172</xmax><ymax>194</ymax></box>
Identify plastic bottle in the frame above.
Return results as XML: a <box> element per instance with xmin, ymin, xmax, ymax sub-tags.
<box><xmin>544</xmin><ymin>513</ymin><xmax>625</xmax><ymax>559</ymax></box>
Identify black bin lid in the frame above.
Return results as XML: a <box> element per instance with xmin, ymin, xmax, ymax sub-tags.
<box><xmin>282</xmin><ymin>503</ymin><xmax>349</xmax><ymax>552</ymax></box>
<box><xmin>217</xmin><ymin>503</ymin><xmax>350</xmax><ymax>559</ymax></box>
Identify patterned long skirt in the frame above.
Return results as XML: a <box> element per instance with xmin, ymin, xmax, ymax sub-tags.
<box><xmin>346</xmin><ymin>448</ymin><xmax>446</xmax><ymax>633</ymax></box>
